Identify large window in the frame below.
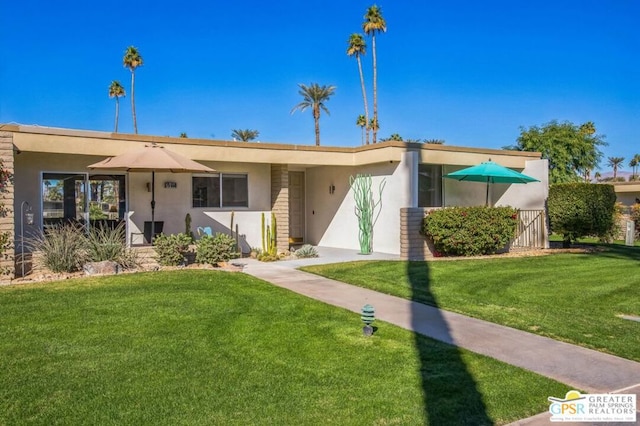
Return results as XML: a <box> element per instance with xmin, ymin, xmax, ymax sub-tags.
<box><xmin>42</xmin><ymin>172</ymin><xmax>126</xmax><ymax>227</ymax></box>
<box><xmin>418</xmin><ymin>164</ymin><xmax>442</xmax><ymax>207</ymax></box>
<box><xmin>193</xmin><ymin>174</ymin><xmax>248</xmax><ymax>208</ymax></box>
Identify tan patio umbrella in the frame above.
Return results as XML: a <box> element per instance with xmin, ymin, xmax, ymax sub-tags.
<box><xmin>88</xmin><ymin>143</ymin><xmax>215</xmax><ymax>242</ymax></box>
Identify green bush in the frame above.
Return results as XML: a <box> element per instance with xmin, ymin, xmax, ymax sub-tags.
<box><xmin>86</xmin><ymin>223</ymin><xmax>138</xmax><ymax>269</ymax></box>
<box><xmin>548</xmin><ymin>183</ymin><xmax>616</xmax><ymax>244</ymax></box>
<box><xmin>422</xmin><ymin>206</ymin><xmax>518</xmax><ymax>256</ymax></box>
<box><xmin>153</xmin><ymin>233</ymin><xmax>192</xmax><ymax>266</ymax></box>
<box><xmin>30</xmin><ymin>223</ymin><xmax>88</xmax><ymax>273</ymax></box>
<box><xmin>195</xmin><ymin>233</ymin><xmax>239</xmax><ymax>265</ymax></box>
<box><xmin>631</xmin><ymin>203</ymin><xmax>640</xmax><ymax>237</ymax></box>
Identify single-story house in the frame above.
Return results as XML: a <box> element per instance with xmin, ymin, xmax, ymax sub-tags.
<box><xmin>612</xmin><ymin>182</ymin><xmax>640</xmax><ymax>207</ymax></box>
<box><xmin>0</xmin><ymin>125</ymin><xmax>549</xmax><ymax>277</ymax></box>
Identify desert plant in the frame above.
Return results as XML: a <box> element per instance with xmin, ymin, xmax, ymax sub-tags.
<box><xmin>184</xmin><ymin>213</ymin><xmax>194</xmax><ymax>242</ymax></box>
<box><xmin>85</xmin><ymin>223</ymin><xmax>139</xmax><ymax>269</ymax></box>
<box><xmin>196</xmin><ymin>233</ymin><xmax>239</xmax><ymax>265</ymax></box>
<box><xmin>548</xmin><ymin>183</ymin><xmax>617</xmax><ymax>245</ymax></box>
<box><xmin>152</xmin><ymin>233</ymin><xmax>192</xmax><ymax>266</ymax></box>
<box><xmin>260</xmin><ymin>212</ymin><xmax>277</xmax><ymax>256</ymax></box>
<box><xmin>86</xmin><ymin>223</ymin><xmax>125</xmax><ymax>262</ymax></box>
<box><xmin>294</xmin><ymin>244</ymin><xmax>318</xmax><ymax>258</ymax></box>
<box><xmin>423</xmin><ymin>206</ymin><xmax>519</xmax><ymax>256</ymax></box>
<box><xmin>30</xmin><ymin>223</ymin><xmax>88</xmax><ymax>273</ymax></box>
<box><xmin>0</xmin><ymin>159</ymin><xmax>12</xmax><ymax>275</ymax></box>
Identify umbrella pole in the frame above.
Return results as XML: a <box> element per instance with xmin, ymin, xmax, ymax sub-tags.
<box><xmin>486</xmin><ymin>180</ymin><xmax>490</xmax><ymax>207</ymax></box>
<box><xmin>150</xmin><ymin>171</ymin><xmax>155</xmax><ymax>243</ymax></box>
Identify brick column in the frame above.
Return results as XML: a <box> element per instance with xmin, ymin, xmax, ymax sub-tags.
<box><xmin>400</xmin><ymin>207</ymin><xmax>434</xmax><ymax>260</ymax></box>
<box><xmin>0</xmin><ymin>132</ymin><xmax>15</xmax><ymax>280</ymax></box>
<box><xmin>270</xmin><ymin>164</ymin><xmax>289</xmax><ymax>253</ymax></box>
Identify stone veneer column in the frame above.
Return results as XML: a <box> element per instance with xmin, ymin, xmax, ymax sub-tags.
<box><xmin>399</xmin><ymin>207</ymin><xmax>434</xmax><ymax>260</ymax></box>
<box><xmin>270</xmin><ymin>164</ymin><xmax>290</xmax><ymax>253</ymax></box>
<box><xmin>0</xmin><ymin>131</ymin><xmax>15</xmax><ymax>280</ymax></box>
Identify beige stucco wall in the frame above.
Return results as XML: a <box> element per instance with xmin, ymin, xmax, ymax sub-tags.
<box><xmin>306</xmin><ymin>155</ymin><xmax>413</xmax><ymax>255</ymax></box>
<box><xmin>14</xmin><ymin>152</ymin><xmax>271</xmax><ymax>248</ymax></box>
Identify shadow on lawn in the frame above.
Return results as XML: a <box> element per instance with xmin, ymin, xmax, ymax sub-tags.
<box><xmin>407</xmin><ymin>260</ymin><xmax>492</xmax><ymax>425</ymax></box>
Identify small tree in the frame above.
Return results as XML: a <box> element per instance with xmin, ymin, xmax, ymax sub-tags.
<box><xmin>548</xmin><ymin>183</ymin><xmax>617</xmax><ymax>246</ymax></box>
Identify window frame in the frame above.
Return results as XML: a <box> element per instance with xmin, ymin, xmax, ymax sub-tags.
<box><xmin>192</xmin><ymin>173</ymin><xmax>249</xmax><ymax>209</ymax></box>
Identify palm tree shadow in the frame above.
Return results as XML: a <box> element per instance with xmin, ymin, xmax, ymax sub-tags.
<box><xmin>407</xmin><ymin>260</ymin><xmax>493</xmax><ymax>425</ymax></box>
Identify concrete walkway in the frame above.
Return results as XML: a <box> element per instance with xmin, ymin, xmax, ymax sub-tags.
<box><xmin>237</xmin><ymin>247</ymin><xmax>640</xmax><ymax>425</ymax></box>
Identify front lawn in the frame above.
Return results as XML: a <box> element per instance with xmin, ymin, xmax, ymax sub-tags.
<box><xmin>302</xmin><ymin>245</ymin><xmax>640</xmax><ymax>361</ymax></box>
<box><xmin>0</xmin><ymin>271</ymin><xmax>568</xmax><ymax>425</ymax></box>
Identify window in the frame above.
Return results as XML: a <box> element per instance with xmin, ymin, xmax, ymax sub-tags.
<box><xmin>418</xmin><ymin>164</ymin><xmax>442</xmax><ymax>207</ymax></box>
<box><xmin>192</xmin><ymin>174</ymin><xmax>248</xmax><ymax>208</ymax></box>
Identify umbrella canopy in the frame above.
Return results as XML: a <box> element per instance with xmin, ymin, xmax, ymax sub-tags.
<box><xmin>443</xmin><ymin>160</ymin><xmax>539</xmax><ymax>206</ymax></box>
<box><xmin>88</xmin><ymin>143</ymin><xmax>215</xmax><ymax>243</ymax></box>
<box><xmin>87</xmin><ymin>143</ymin><xmax>214</xmax><ymax>173</ymax></box>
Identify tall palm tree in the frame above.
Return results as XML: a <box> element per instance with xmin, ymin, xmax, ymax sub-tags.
<box><xmin>108</xmin><ymin>80</ymin><xmax>125</xmax><ymax>133</ymax></box>
<box><xmin>347</xmin><ymin>33</ymin><xmax>370</xmax><ymax>145</ymax></box>
<box><xmin>607</xmin><ymin>156</ymin><xmax>625</xmax><ymax>179</ymax></box>
<box><xmin>123</xmin><ymin>46</ymin><xmax>143</xmax><ymax>134</ymax></box>
<box><xmin>231</xmin><ymin>129</ymin><xmax>260</xmax><ymax>142</ymax></box>
<box><xmin>356</xmin><ymin>115</ymin><xmax>366</xmax><ymax>145</ymax></box>
<box><xmin>291</xmin><ymin>83</ymin><xmax>336</xmax><ymax>146</ymax></box>
<box><xmin>363</xmin><ymin>5</ymin><xmax>386</xmax><ymax>144</ymax></box>
<box><xmin>629</xmin><ymin>154</ymin><xmax>640</xmax><ymax>180</ymax></box>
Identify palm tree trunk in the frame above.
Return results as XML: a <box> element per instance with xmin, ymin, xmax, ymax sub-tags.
<box><xmin>114</xmin><ymin>97</ymin><xmax>119</xmax><ymax>133</ymax></box>
<box><xmin>357</xmin><ymin>56</ymin><xmax>370</xmax><ymax>145</ymax></box>
<box><xmin>130</xmin><ymin>71</ymin><xmax>137</xmax><ymax>134</ymax></box>
<box><xmin>372</xmin><ymin>34</ymin><xmax>378</xmax><ymax>144</ymax></box>
<box><xmin>361</xmin><ymin>126</ymin><xmax>364</xmax><ymax>145</ymax></box>
<box><xmin>314</xmin><ymin>106</ymin><xmax>320</xmax><ymax>146</ymax></box>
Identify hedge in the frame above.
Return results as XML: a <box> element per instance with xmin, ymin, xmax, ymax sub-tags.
<box><xmin>548</xmin><ymin>183</ymin><xmax>616</xmax><ymax>244</ymax></box>
<box><xmin>422</xmin><ymin>206</ymin><xmax>518</xmax><ymax>256</ymax></box>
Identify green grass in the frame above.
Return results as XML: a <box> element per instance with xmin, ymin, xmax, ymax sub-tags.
<box><xmin>0</xmin><ymin>271</ymin><xmax>569</xmax><ymax>425</ymax></box>
<box><xmin>302</xmin><ymin>245</ymin><xmax>640</xmax><ymax>362</ymax></box>
<box><xmin>548</xmin><ymin>234</ymin><xmax>640</xmax><ymax>246</ymax></box>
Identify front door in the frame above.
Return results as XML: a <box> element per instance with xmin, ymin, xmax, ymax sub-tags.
<box><xmin>288</xmin><ymin>171</ymin><xmax>305</xmax><ymax>244</ymax></box>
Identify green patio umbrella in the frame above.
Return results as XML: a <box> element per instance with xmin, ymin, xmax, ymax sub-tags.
<box><xmin>443</xmin><ymin>160</ymin><xmax>540</xmax><ymax>206</ymax></box>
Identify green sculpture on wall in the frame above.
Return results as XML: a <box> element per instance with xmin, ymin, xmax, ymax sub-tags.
<box><xmin>349</xmin><ymin>174</ymin><xmax>386</xmax><ymax>254</ymax></box>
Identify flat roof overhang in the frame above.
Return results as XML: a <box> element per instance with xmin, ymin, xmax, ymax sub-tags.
<box><xmin>4</xmin><ymin>124</ymin><xmax>541</xmax><ymax>169</ymax></box>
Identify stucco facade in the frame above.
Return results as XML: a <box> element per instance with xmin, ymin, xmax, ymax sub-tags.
<box><xmin>3</xmin><ymin>124</ymin><xmax>548</xmax><ymax>277</ymax></box>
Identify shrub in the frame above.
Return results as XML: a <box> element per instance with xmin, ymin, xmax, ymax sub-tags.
<box><xmin>86</xmin><ymin>223</ymin><xmax>139</xmax><ymax>269</ymax></box>
<box><xmin>548</xmin><ymin>183</ymin><xmax>616</xmax><ymax>244</ymax></box>
<box><xmin>153</xmin><ymin>233</ymin><xmax>192</xmax><ymax>266</ymax></box>
<box><xmin>196</xmin><ymin>233</ymin><xmax>239</xmax><ymax>265</ymax></box>
<box><xmin>422</xmin><ymin>206</ymin><xmax>518</xmax><ymax>256</ymax></box>
<box><xmin>631</xmin><ymin>203</ymin><xmax>640</xmax><ymax>237</ymax></box>
<box><xmin>30</xmin><ymin>223</ymin><xmax>88</xmax><ymax>273</ymax></box>
<box><xmin>294</xmin><ymin>244</ymin><xmax>318</xmax><ymax>258</ymax></box>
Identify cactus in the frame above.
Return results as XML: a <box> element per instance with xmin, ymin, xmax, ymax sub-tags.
<box><xmin>261</xmin><ymin>212</ymin><xmax>266</xmax><ymax>252</ymax></box>
<box><xmin>260</xmin><ymin>212</ymin><xmax>278</xmax><ymax>256</ymax></box>
<box><xmin>230</xmin><ymin>211</ymin><xmax>235</xmax><ymax>237</ymax></box>
<box><xmin>349</xmin><ymin>174</ymin><xmax>386</xmax><ymax>254</ymax></box>
<box><xmin>184</xmin><ymin>213</ymin><xmax>194</xmax><ymax>242</ymax></box>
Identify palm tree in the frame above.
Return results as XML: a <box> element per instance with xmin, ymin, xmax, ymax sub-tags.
<box><xmin>123</xmin><ymin>46</ymin><xmax>143</xmax><ymax>134</ymax></box>
<box><xmin>607</xmin><ymin>156</ymin><xmax>625</xmax><ymax>179</ymax></box>
<box><xmin>363</xmin><ymin>5</ymin><xmax>386</xmax><ymax>144</ymax></box>
<box><xmin>108</xmin><ymin>81</ymin><xmax>125</xmax><ymax>133</ymax></box>
<box><xmin>356</xmin><ymin>115</ymin><xmax>366</xmax><ymax>145</ymax></box>
<box><xmin>291</xmin><ymin>83</ymin><xmax>336</xmax><ymax>146</ymax></box>
<box><xmin>369</xmin><ymin>117</ymin><xmax>379</xmax><ymax>139</ymax></box>
<box><xmin>347</xmin><ymin>33</ymin><xmax>370</xmax><ymax>145</ymax></box>
<box><xmin>629</xmin><ymin>154</ymin><xmax>640</xmax><ymax>180</ymax></box>
<box><xmin>231</xmin><ymin>129</ymin><xmax>260</xmax><ymax>142</ymax></box>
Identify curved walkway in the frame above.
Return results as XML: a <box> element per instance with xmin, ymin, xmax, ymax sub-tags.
<box><xmin>239</xmin><ymin>247</ymin><xmax>640</xmax><ymax>425</ymax></box>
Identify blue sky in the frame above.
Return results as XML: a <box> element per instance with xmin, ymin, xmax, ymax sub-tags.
<box><xmin>1</xmin><ymin>0</ymin><xmax>638</xmax><ymax>172</ymax></box>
